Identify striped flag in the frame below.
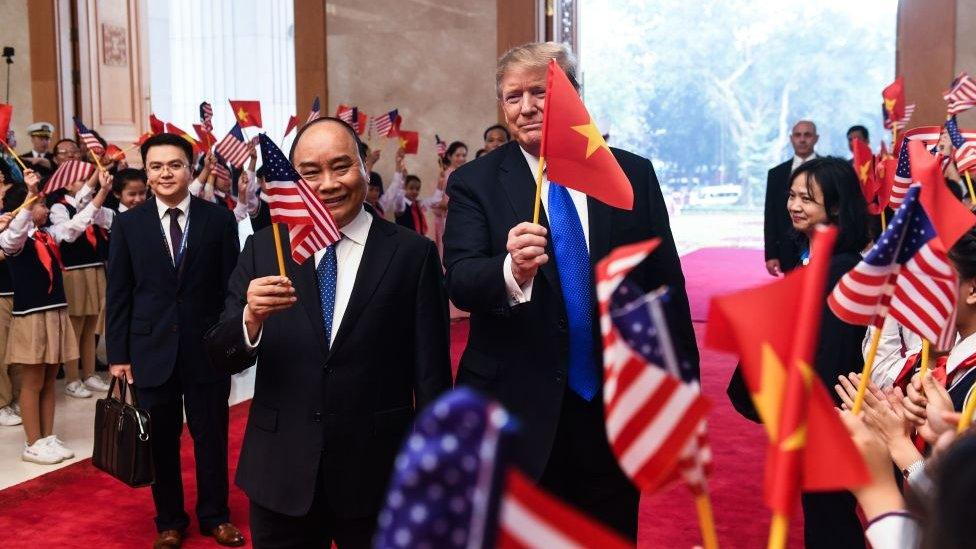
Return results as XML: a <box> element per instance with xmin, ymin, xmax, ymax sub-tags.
<box><xmin>42</xmin><ymin>160</ymin><xmax>95</xmax><ymax>195</ymax></box>
<box><xmin>829</xmin><ymin>142</ymin><xmax>976</xmax><ymax>345</ymax></box>
<box><xmin>73</xmin><ymin>117</ymin><xmax>104</xmax><ymax>156</ymax></box>
<box><xmin>946</xmin><ymin>116</ymin><xmax>976</xmax><ymax>174</ymax></box>
<box><xmin>212</xmin><ymin>153</ymin><xmax>231</xmax><ymax>184</ymax></box>
<box><xmin>435</xmin><ymin>134</ymin><xmax>447</xmax><ymax>158</ymax></box>
<box><xmin>336</xmin><ymin>104</ymin><xmax>356</xmax><ymax>125</ymax></box>
<box><xmin>372</xmin><ymin>109</ymin><xmax>399</xmax><ymax>138</ymax></box>
<box><xmin>199</xmin><ymin>101</ymin><xmax>213</xmax><ymax>132</ymax></box>
<box><xmin>215</xmin><ymin>124</ymin><xmax>251</xmax><ymax>169</ymax></box>
<box><xmin>944</xmin><ymin>72</ymin><xmax>976</xmax><ymax>115</ymax></box>
<box><xmin>890</xmin><ymin>126</ymin><xmax>942</xmax><ymax>209</ymax></box>
<box><xmin>596</xmin><ymin>239</ymin><xmax>711</xmax><ymax>493</ymax></box>
<box><xmin>498</xmin><ymin>469</ymin><xmax>630</xmax><ymax>549</ymax></box>
<box><xmin>258</xmin><ymin>133</ymin><xmax>340</xmax><ymax>264</ymax></box>
<box><xmin>305</xmin><ymin>96</ymin><xmax>321</xmax><ymax>125</ymax></box>
<box><xmin>883</xmin><ymin>104</ymin><xmax>915</xmax><ymax>130</ymax></box>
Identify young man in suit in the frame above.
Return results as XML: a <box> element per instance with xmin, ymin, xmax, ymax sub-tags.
<box><xmin>763</xmin><ymin>120</ymin><xmax>818</xmax><ymax>276</ymax></box>
<box><xmin>106</xmin><ymin>133</ymin><xmax>244</xmax><ymax>549</ymax></box>
<box><xmin>441</xmin><ymin>41</ymin><xmax>698</xmax><ymax>541</ymax></box>
<box><xmin>205</xmin><ymin>117</ymin><xmax>452</xmax><ymax>548</ymax></box>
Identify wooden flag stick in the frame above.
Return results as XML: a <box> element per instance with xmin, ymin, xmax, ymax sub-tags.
<box><xmin>880</xmin><ymin>208</ymin><xmax>887</xmax><ymax>229</ymax></box>
<box><xmin>1</xmin><ymin>139</ymin><xmax>28</xmax><ymax>172</ymax></box>
<box><xmin>532</xmin><ymin>156</ymin><xmax>546</xmax><ymax>224</ymax></box>
<box><xmin>89</xmin><ymin>149</ymin><xmax>105</xmax><ymax>171</ymax></box>
<box><xmin>919</xmin><ymin>339</ymin><xmax>932</xmax><ymax>380</ymax></box>
<box><xmin>767</xmin><ymin>513</ymin><xmax>788</xmax><ymax>549</ymax></box>
<box><xmin>695</xmin><ymin>493</ymin><xmax>720</xmax><ymax>549</ymax></box>
<box><xmin>892</xmin><ymin>123</ymin><xmax>899</xmax><ymax>152</ymax></box>
<box><xmin>10</xmin><ymin>194</ymin><xmax>38</xmax><ymax>215</ymax></box>
<box><xmin>958</xmin><ymin>390</ymin><xmax>976</xmax><ymax>433</ymax></box>
<box><xmin>852</xmin><ymin>326</ymin><xmax>884</xmax><ymax>414</ymax></box>
<box><xmin>271</xmin><ymin>223</ymin><xmax>287</xmax><ymax>277</ymax></box>
<box><xmin>965</xmin><ymin>171</ymin><xmax>976</xmax><ymax>205</ymax></box>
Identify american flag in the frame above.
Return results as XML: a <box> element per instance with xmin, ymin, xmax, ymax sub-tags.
<box><xmin>828</xmin><ymin>185</ymin><xmax>957</xmax><ymax>346</ymax></box>
<box><xmin>73</xmin><ymin>117</ymin><xmax>104</xmax><ymax>156</ymax></box>
<box><xmin>946</xmin><ymin>116</ymin><xmax>976</xmax><ymax>174</ymax></box>
<box><xmin>436</xmin><ymin>134</ymin><xmax>447</xmax><ymax>158</ymax></box>
<box><xmin>42</xmin><ymin>160</ymin><xmax>95</xmax><ymax>195</ymax></box>
<box><xmin>497</xmin><ymin>469</ymin><xmax>630</xmax><ymax>549</ymax></box>
<box><xmin>336</xmin><ymin>104</ymin><xmax>356</xmax><ymax>125</ymax></box>
<box><xmin>944</xmin><ymin>72</ymin><xmax>976</xmax><ymax>115</ymax></box>
<box><xmin>305</xmin><ymin>96</ymin><xmax>321</xmax><ymax>125</ymax></box>
<box><xmin>372</xmin><ymin>109</ymin><xmax>399</xmax><ymax>138</ymax></box>
<box><xmin>215</xmin><ymin>124</ymin><xmax>250</xmax><ymax>169</ymax></box>
<box><xmin>890</xmin><ymin>126</ymin><xmax>942</xmax><ymax>209</ymax></box>
<box><xmin>258</xmin><ymin>133</ymin><xmax>340</xmax><ymax>264</ymax></box>
<box><xmin>212</xmin><ymin>153</ymin><xmax>231</xmax><ymax>184</ymax></box>
<box><xmin>883</xmin><ymin>103</ymin><xmax>915</xmax><ymax>130</ymax></box>
<box><xmin>199</xmin><ymin>101</ymin><xmax>213</xmax><ymax>132</ymax></box>
<box><xmin>596</xmin><ymin>239</ymin><xmax>711</xmax><ymax>493</ymax></box>
<box><xmin>374</xmin><ymin>387</ymin><xmax>514</xmax><ymax>549</ymax></box>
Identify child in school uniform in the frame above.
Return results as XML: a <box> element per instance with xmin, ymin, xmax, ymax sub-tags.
<box><xmin>0</xmin><ymin>162</ymin><xmax>21</xmax><ymax>426</ymax></box>
<box><xmin>379</xmin><ymin>148</ymin><xmax>444</xmax><ymax>237</ymax></box>
<box><xmin>0</xmin><ymin>169</ymin><xmax>112</xmax><ymax>464</ymax></box>
<box><xmin>49</xmin><ymin>169</ymin><xmax>114</xmax><ymax>398</ymax></box>
<box><xmin>112</xmin><ymin>167</ymin><xmax>148</xmax><ymax>213</ymax></box>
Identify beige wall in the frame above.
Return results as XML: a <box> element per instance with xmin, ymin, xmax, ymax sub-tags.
<box><xmin>956</xmin><ymin>0</ymin><xmax>976</xmax><ymax>127</ymax></box>
<box><xmin>325</xmin><ymin>0</ymin><xmax>498</xmax><ymax>196</ymax></box>
<box><xmin>1</xmin><ymin>0</ymin><xmax>37</xmax><ymax>150</ymax></box>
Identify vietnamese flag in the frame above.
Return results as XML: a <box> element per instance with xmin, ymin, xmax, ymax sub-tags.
<box><xmin>706</xmin><ymin>226</ymin><xmax>869</xmax><ymax>520</ymax></box>
<box><xmin>284</xmin><ymin>115</ymin><xmax>300</xmax><ymax>138</ymax></box>
<box><xmin>165</xmin><ymin>123</ymin><xmax>205</xmax><ymax>154</ymax></box>
<box><xmin>540</xmin><ymin>59</ymin><xmax>633</xmax><ymax>210</ymax></box>
<box><xmin>149</xmin><ymin>113</ymin><xmax>166</xmax><ymax>135</ymax></box>
<box><xmin>103</xmin><ymin>144</ymin><xmax>125</xmax><ymax>162</ymax></box>
<box><xmin>397</xmin><ymin>130</ymin><xmax>419</xmax><ymax>154</ymax></box>
<box><xmin>192</xmin><ymin>123</ymin><xmax>216</xmax><ymax>149</ymax></box>
<box><xmin>875</xmin><ymin>142</ymin><xmax>894</xmax><ymax>211</ymax></box>
<box><xmin>882</xmin><ymin>76</ymin><xmax>906</xmax><ymax>126</ymax></box>
<box><xmin>851</xmin><ymin>138</ymin><xmax>881</xmax><ymax>214</ymax></box>
<box><xmin>229</xmin><ymin>99</ymin><xmax>263</xmax><ymax>128</ymax></box>
<box><xmin>911</xmin><ymin>140</ymin><xmax>976</xmax><ymax>246</ymax></box>
<box><xmin>0</xmin><ymin>103</ymin><xmax>11</xmax><ymax>142</ymax></box>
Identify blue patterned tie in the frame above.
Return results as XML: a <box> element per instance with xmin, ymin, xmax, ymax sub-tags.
<box><xmin>316</xmin><ymin>243</ymin><xmax>338</xmax><ymax>349</ymax></box>
<box><xmin>548</xmin><ymin>182</ymin><xmax>598</xmax><ymax>400</ymax></box>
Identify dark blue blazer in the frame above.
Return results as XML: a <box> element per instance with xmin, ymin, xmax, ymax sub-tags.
<box><xmin>106</xmin><ymin>195</ymin><xmax>239</xmax><ymax>388</ymax></box>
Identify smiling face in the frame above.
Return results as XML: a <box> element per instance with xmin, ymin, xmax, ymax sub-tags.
<box><xmin>292</xmin><ymin>121</ymin><xmax>367</xmax><ymax>228</ymax></box>
<box><xmin>118</xmin><ymin>179</ymin><xmax>147</xmax><ymax>209</ymax></box>
<box><xmin>145</xmin><ymin>144</ymin><xmax>192</xmax><ymax>206</ymax></box>
<box><xmin>787</xmin><ymin>172</ymin><xmax>829</xmax><ymax>236</ymax></box>
<box><xmin>499</xmin><ymin>65</ymin><xmax>548</xmax><ymax>156</ymax></box>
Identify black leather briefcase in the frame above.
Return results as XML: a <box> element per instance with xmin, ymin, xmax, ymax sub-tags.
<box><xmin>92</xmin><ymin>375</ymin><xmax>154</xmax><ymax>487</ymax></box>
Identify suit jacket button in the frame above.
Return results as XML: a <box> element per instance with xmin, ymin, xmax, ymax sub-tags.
<box><xmin>324</xmin><ymin>367</ymin><xmax>333</xmax><ymax>375</ymax></box>
<box><xmin>312</xmin><ymin>412</ymin><xmax>322</xmax><ymax>422</ymax></box>
<box><xmin>226</xmin><ymin>347</ymin><xmax>237</xmax><ymax>357</ymax></box>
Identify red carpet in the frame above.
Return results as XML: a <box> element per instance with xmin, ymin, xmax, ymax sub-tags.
<box><xmin>0</xmin><ymin>248</ymin><xmax>801</xmax><ymax>547</ymax></box>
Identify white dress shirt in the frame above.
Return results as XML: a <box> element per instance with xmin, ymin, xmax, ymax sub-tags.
<box><xmin>244</xmin><ymin>206</ymin><xmax>373</xmax><ymax>348</ymax></box>
<box><xmin>48</xmin><ymin>187</ymin><xmax>114</xmax><ymax>242</ymax></box>
<box><xmin>0</xmin><ymin>200</ymin><xmax>100</xmax><ymax>255</ymax></box>
<box><xmin>156</xmin><ymin>193</ymin><xmax>192</xmax><ymax>265</ymax></box>
<box><xmin>503</xmin><ymin>146</ymin><xmax>590</xmax><ymax>305</ymax></box>
<box><xmin>865</xmin><ymin>317</ymin><xmax>923</xmax><ymax>388</ymax></box>
<box><xmin>863</xmin><ymin>512</ymin><xmax>920</xmax><ymax>549</ymax></box>
<box><xmin>791</xmin><ymin>153</ymin><xmax>817</xmax><ymax>172</ymax></box>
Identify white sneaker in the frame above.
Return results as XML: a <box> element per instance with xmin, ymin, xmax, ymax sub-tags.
<box><xmin>83</xmin><ymin>374</ymin><xmax>111</xmax><ymax>392</ymax></box>
<box><xmin>0</xmin><ymin>405</ymin><xmax>21</xmax><ymax>426</ymax></box>
<box><xmin>22</xmin><ymin>440</ymin><xmax>63</xmax><ymax>465</ymax></box>
<box><xmin>10</xmin><ymin>402</ymin><xmax>20</xmax><ymax>415</ymax></box>
<box><xmin>64</xmin><ymin>380</ymin><xmax>92</xmax><ymax>398</ymax></box>
<box><xmin>41</xmin><ymin>435</ymin><xmax>74</xmax><ymax>459</ymax></box>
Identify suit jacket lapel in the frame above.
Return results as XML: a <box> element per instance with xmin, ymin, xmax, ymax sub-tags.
<box><xmin>499</xmin><ymin>143</ymin><xmax>563</xmax><ymax>298</ymax></box>
<box><xmin>587</xmin><ymin>196</ymin><xmax>612</xmax><ymax>266</ymax></box>
<box><xmin>328</xmin><ymin>220</ymin><xmax>398</xmax><ymax>357</ymax></box>
<box><xmin>144</xmin><ymin>198</ymin><xmax>178</xmax><ymax>282</ymax></box>
<box><xmin>281</xmin><ymin>226</ymin><xmax>330</xmax><ymax>358</ymax></box>
<box><xmin>177</xmin><ymin>197</ymin><xmax>209</xmax><ymax>285</ymax></box>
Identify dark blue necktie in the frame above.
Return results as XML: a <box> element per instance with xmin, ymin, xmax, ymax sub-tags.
<box><xmin>548</xmin><ymin>182</ymin><xmax>598</xmax><ymax>400</ymax></box>
<box><xmin>316</xmin><ymin>243</ymin><xmax>338</xmax><ymax>349</ymax></box>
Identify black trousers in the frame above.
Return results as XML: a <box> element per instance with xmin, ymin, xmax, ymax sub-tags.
<box><xmin>136</xmin><ymin>368</ymin><xmax>231</xmax><ymax>533</ymax></box>
<box><xmin>801</xmin><ymin>491</ymin><xmax>866</xmax><ymax>549</ymax></box>
<box><xmin>538</xmin><ymin>390</ymin><xmax>640</xmax><ymax>541</ymax></box>
<box><xmin>249</xmin><ymin>457</ymin><xmax>376</xmax><ymax>549</ymax></box>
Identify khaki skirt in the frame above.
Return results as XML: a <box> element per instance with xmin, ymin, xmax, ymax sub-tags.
<box><xmin>6</xmin><ymin>307</ymin><xmax>79</xmax><ymax>365</ymax></box>
<box><xmin>63</xmin><ymin>266</ymin><xmax>106</xmax><ymax>319</ymax></box>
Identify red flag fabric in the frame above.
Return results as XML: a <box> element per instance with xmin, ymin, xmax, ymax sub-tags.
<box><xmin>134</xmin><ymin>132</ymin><xmax>153</xmax><ymax>147</ymax></box>
<box><xmin>0</xmin><ymin>103</ymin><xmax>11</xmax><ymax>141</ymax></box>
<box><xmin>882</xmin><ymin>76</ymin><xmax>906</xmax><ymax>127</ymax></box>
<box><xmin>912</xmin><ymin>140</ymin><xmax>976</xmax><ymax>247</ymax></box>
<box><xmin>192</xmin><ymin>123</ymin><xmax>216</xmax><ymax>150</ymax></box>
<box><xmin>498</xmin><ymin>469</ymin><xmax>630</xmax><ymax>549</ymax></box>
<box><xmin>102</xmin><ymin>144</ymin><xmax>125</xmax><ymax>162</ymax></box>
<box><xmin>284</xmin><ymin>115</ymin><xmax>300</xmax><ymax>137</ymax></box>
<box><xmin>42</xmin><ymin>160</ymin><xmax>96</xmax><ymax>195</ymax></box>
<box><xmin>165</xmin><ymin>123</ymin><xmax>205</xmax><ymax>154</ymax></box>
<box><xmin>852</xmin><ymin>138</ymin><xmax>881</xmax><ymax>214</ymax></box>
<box><xmin>149</xmin><ymin>113</ymin><xmax>166</xmax><ymax>135</ymax></box>
<box><xmin>541</xmin><ymin>59</ymin><xmax>633</xmax><ymax>210</ymax></box>
<box><xmin>707</xmin><ymin>226</ymin><xmax>869</xmax><ymax>515</ymax></box>
<box><xmin>397</xmin><ymin>130</ymin><xmax>419</xmax><ymax>155</ymax></box>
<box><xmin>229</xmin><ymin>100</ymin><xmax>263</xmax><ymax>128</ymax></box>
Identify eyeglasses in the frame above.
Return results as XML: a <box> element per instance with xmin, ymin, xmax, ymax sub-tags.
<box><xmin>147</xmin><ymin>161</ymin><xmax>188</xmax><ymax>174</ymax></box>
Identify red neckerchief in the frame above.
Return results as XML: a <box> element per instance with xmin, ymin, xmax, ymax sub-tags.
<box><xmin>215</xmin><ymin>191</ymin><xmax>235</xmax><ymax>211</ymax></box>
<box><xmin>33</xmin><ymin>230</ymin><xmax>64</xmax><ymax>293</ymax></box>
<box><xmin>84</xmin><ymin>225</ymin><xmax>107</xmax><ymax>249</ymax></box>
<box><xmin>410</xmin><ymin>202</ymin><xmax>427</xmax><ymax>235</ymax></box>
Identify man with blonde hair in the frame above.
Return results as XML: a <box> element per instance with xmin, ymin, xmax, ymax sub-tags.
<box><xmin>443</xmin><ymin>41</ymin><xmax>698</xmax><ymax>540</ymax></box>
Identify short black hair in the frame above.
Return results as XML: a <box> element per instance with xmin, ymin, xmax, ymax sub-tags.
<box><xmin>846</xmin><ymin>125</ymin><xmax>869</xmax><ymax>142</ymax></box>
<box><xmin>405</xmin><ymin>175</ymin><xmax>422</xmax><ymax>188</ymax></box>
<box><xmin>289</xmin><ymin>117</ymin><xmax>365</xmax><ymax>164</ymax></box>
<box><xmin>790</xmin><ymin>156</ymin><xmax>869</xmax><ymax>255</ymax></box>
<box><xmin>140</xmin><ymin>133</ymin><xmax>194</xmax><ymax>166</ymax></box>
<box><xmin>483</xmin><ymin>124</ymin><xmax>510</xmax><ymax>142</ymax></box>
<box><xmin>0</xmin><ymin>158</ymin><xmax>15</xmax><ymax>185</ymax></box>
<box><xmin>949</xmin><ymin>226</ymin><xmax>976</xmax><ymax>280</ymax></box>
<box><xmin>445</xmin><ymin>141</ymin><xmax>467</xmax><ymax>159</ymax></box>
<box><xmin>112</xmin><ymin>167</ymin><xmax>147</xmax><ymax>194</ymax></box>
<box><xmin>2</xmin><ymin>182</ymin><xmax>27</xmax><ymax>212</ymax></box>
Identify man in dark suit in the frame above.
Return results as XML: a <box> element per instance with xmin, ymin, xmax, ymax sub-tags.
<box><xmin>107</xmin><ymin>133</ymin><xmax>245</xmax><ymax>549</ymax></box>
<box><xmin>18</xmin><ymin>122</ymin><xmax>56</xmax><ymax>180</ymax></box>
<box><xmin>763</xmin><ymin>119</ymin><xmax>818</xmax><ymax>276</ymax></box>
<box><xmin>442</xmin><ymin>41</ymin><xmax>698</xmax><ymax>541</ymax></box>
<box><xmin>205</xmin><ymin>118</ymin><xmax>452</xmax><ymax>548</ymax></box>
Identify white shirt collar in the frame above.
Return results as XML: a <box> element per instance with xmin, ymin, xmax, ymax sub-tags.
<box><xmin>118</xmin><ymin>203</ymin><xmax>129</xmax><ymax>213</ymax></box>
<box><xmin>63</xmin><ymin>193</ymin><xmax>78</xmax><ymax>208</ymax></box>
<box><xmin>156</xmin><ymin>193</ymin><xmax>192</xmax><ymax>220</ymax></box>
<box><xmin>31</xmin><ymin>150</ymin><xmax>45</xmax><ymax>158</ymax></box>
<box><xmin>947</xmin><ymin>331</ymin><xmax>976</xmax><ymax>376</ymax></box>
<box><xmin>340</xmin><ymin>206</ymin><xmax>372</xmax><ymax>246</ymax></box>
<box><xmin>792</xmin><ymin>152</ymin><xmax>817</xmax><ymax>168</ymax></box>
